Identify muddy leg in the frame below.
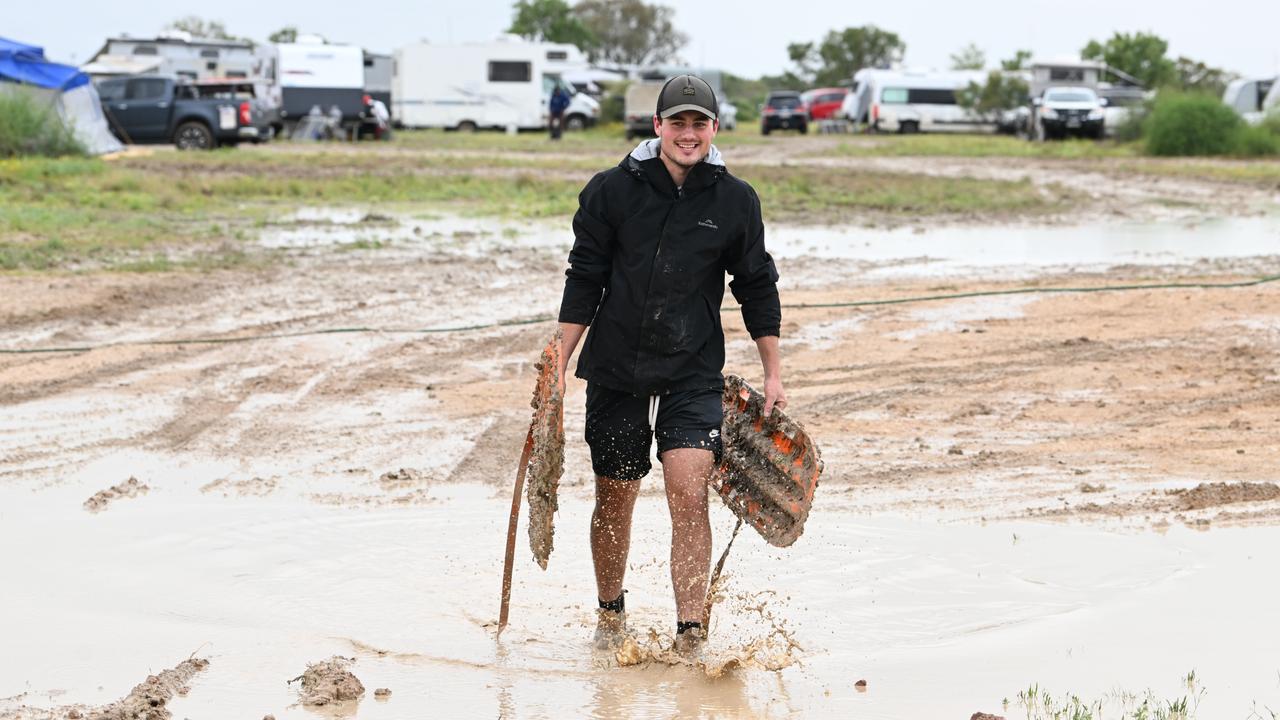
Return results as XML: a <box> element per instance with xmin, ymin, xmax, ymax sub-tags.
<box><xmin>661</xmin><ymin>448</ymin><xmax>714</xmax><ymax>623</ymax></box>
<box><xmin>591</xmin><ymin>476</ymin><xmax>640</xmax><ymax>603</ymax></box>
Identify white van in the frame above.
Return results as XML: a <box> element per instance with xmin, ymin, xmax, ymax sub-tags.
<box><xmin>394</xmin><ymin>36</ymin><xmax>597</xmax><ymax>131</ymax></box>
<box><xmin>866</xmin><ymin>71</ymin><xmax>990</xmax><ymax>133</ymax></box>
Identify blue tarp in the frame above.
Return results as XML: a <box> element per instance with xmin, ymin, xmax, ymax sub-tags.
<box><xmin>0</xmin><ymin>36</ymin><xmax>89</xmax><ymax>91</ymax></box>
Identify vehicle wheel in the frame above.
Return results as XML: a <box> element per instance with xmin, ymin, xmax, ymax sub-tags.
<box><xmin>761</xmin><ymin>126</ymin><xmax>771</xmax><ymax>136</ymax></box>
<box><xmin>456</xmin><ymin>120</ymin><xmax>477</xmax><ymax>133</ymax></box>
<box><xmin>899</xmin><ymin>120</ymin><xmax>920</xmax><ymax>134</ymax></box>
<box><xmin>565</xmin><ymin>114</ymin><xmax>586</xmax><ymax>132</ymax></box>
<box><xmin>624</xmin><ymin>129</ymin><xmax>635</xmax><ymax>140</ymax></box>
<box><xmin>799</xmin><ymin>123</ymin><xmax>809</xmax><ymax>134</ymax></box>
<box><xmin>174</xmin><ymin>121</ymin><xmax>215</xmax><ymax>150</ymax></box>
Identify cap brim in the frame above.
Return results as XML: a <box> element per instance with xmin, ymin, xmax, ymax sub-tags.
<box><xmin>659</xmin><ymin>104</ymin><xmax>717</xmax><ymax>120</ymax></box>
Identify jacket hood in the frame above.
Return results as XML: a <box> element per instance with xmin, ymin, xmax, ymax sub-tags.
<box><xmin>622</xmin><ymin>138</ymin><xmax>726</xmax><ymax>193</ymax></box>
<box><xmin>627</xmin><ymin>138</ymin><xmax>724</xmax><ymax>167</ymax></box>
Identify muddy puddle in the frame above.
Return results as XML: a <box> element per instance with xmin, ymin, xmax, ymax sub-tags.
<box><xmin>2</xmin><ymin>481</ymin><xmax>1278</xmax><ymax>718</ymax></box>
<box><xmin>256</xmin><ymin>209</ymin><xmax>1280</xmax><ymax>281</ymax></box>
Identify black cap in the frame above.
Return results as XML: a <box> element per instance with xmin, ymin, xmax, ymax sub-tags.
<box><xmin>656</xmin><ymin>74</ymin><xmax>718</xmax><ymax>121</ymax></box>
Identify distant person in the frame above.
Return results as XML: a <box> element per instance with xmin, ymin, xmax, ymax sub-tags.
<box><xmin>362</xmin><ymin>93</ymin><xmax>392</xmax><ymax>141</ymax></box>
<box><xmin>370</xmin><ymin>98</ymin><xmax>391</xmax><ymax>140</ymax></box>
<box><xmin>556</xmin><ymin>74</ymin><xmax>784</xmax><ymax>657</ymax></box>
<box><xmin>549</xmin><ymin>85</ymin><xmax>571</xmax><ymax>140</ymax></box>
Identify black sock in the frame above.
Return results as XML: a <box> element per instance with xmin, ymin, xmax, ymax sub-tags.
<box><xmin>676</xmin><ymin>620</ymin><xmax>703</xmax><ymax>635</ymax></box>
<box><xmin>598</xmin><ymin>591</ymin><xmax>625</xmax><ymax>614</ymax></box>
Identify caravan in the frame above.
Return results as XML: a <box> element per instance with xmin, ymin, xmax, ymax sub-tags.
<box><xmin>274</xmin><ymin>39</ymin><xmax>365</xmax><ymax>126</ymax></box>
<box><xmin>393</xmin><ymin>37</ymin><xmax>597</xmax><ymax>131</ymax></box>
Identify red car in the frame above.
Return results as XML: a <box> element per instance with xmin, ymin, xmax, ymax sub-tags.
<box><xmin>801</xmin><ymin>87</ymin><xmax>848</xmax><ymax>121</ymax></box>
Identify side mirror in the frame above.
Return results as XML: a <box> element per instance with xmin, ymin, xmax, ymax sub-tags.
<box><xmin>1098</xmin><ymin>97</ymin><xmax>1109</xmax><ymax>107</ymax></box>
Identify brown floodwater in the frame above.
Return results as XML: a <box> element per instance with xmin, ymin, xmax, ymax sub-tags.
<box><xmin>3</xmin><ymin>479</ymin><xmax>1278</xmax><ymax>718</ymax></box>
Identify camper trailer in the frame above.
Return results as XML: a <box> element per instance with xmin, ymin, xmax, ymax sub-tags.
<box><xmin>274</xmin><ymin>39</ymin><xmax>366</xmax><ymax>124</ymax></box>
<box><xmin>393</xmin><ymin>37</ymin><xmax>593</xmax><ymax>131</ymax></box>
<box><xmin>84</xmin><ymin>33</ymin><xmax>265</xmax><ymax>81</ymax></box>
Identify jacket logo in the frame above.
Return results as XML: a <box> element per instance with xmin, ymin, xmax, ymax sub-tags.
<box><xmin>697</xmin><ymin>219</ymin><xmax>718</xmax><ymax>230</ymax></box>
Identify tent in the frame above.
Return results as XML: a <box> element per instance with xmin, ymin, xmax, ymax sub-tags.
<box><xmin>0</xmin><ymin>36</ymin><xmax>123</xmax><ymax>155</ymax></box>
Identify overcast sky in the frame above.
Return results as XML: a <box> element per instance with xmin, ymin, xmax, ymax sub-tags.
<box><xmin>13</xmin><ymin>0</ymin><xmax>1280</xmax><ymax>80</ymax></box>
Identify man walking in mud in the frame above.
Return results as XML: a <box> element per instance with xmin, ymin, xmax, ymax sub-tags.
<box><xmin>556</xmin><ymin>74</ymin><xmax>785</xmax><ymax>656</ymax></box>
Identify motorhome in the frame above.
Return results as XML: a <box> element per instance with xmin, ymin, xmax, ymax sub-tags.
<box><xmin>1223</xmin><ymin>77</ymin><xmax>1277</xmax><ymax>125</ymax></box>
<box><xmin>393</xmin><ymin>36</ymin><xmax>595</xmax><ymax>131</ymax></box>
<box><xmin>274</xmin><ymin>39</ymin><xmax>366</xmax><ymax>124</ymax></box>
<box><xmin>84</xmin><ymin>33</ymin><xmax>267</xmax><ymax>81</ymax></box>
<box><xmin>862</xmin><ymin>70</ymin><xmax>990</xmax><ymax>133</ymax></box>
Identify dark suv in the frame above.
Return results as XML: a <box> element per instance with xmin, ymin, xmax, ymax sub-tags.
<box><xmin>761</xmin><ymin>91</ymin><xmax>808</xmax><ymax>135</ymax></box>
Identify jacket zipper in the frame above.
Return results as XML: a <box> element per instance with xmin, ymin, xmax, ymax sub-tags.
<box><xmin>633</xmin><ymin>186</ymin><xmax>681</xmax><ymax>387</ymax></box>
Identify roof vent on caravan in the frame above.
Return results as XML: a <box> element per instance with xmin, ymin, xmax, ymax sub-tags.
<box><xmin>158</xmin><ymin>30</ymin><xmax>193</xmax><ymax>43</ymax></box>
<box><xmin>296</xmin><ymin>34</ymin><xmax>328</xmax><ymax>45</ymax></box>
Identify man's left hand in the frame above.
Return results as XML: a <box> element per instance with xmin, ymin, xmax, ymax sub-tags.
<box><xmin>762</xmin><ymin>376</ymin><xmax>787</xmax><ymax>418</ymax></box>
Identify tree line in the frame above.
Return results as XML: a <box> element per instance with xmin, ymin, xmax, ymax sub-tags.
<box><xmin>164</xmin><ymin>9</ymin><xmax>1240</xmax><ymax>101</ymax></box>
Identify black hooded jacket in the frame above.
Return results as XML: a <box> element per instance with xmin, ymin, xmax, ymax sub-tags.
<box><xmin>558</xmin><ymin>140</ymin><xmax>781</xmax><ymax>396</ymax></box>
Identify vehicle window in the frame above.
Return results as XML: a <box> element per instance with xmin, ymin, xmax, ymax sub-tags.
<box><xmin>97</xmin><ymin>80</ymin><xmax>126</xmax><ymax>102</ymax></box>
<box><xmin>768</xmin><ymin>95</ymin><xmax>801</xmax><ymax>108</ymax></box>
<box><xmin>817</xmin><ymin>93</ymin><xmax>842</xmax><ymax>104</ymax></box>
<box><xmin>132</xmin><ymin>46</ymin><xmax>158</xmax><ymax>56</ymax></box>
<box><xmin>907</xmin><ymin>88</ymin><xmax>956</xmax><ymax>105</ymax></box>
<box><xmin>1049</xmin><ymin>68</ymin><xmax>1084</xmax><ymax>82</ymax></box>
<box><xmin>226</xmin><ymin>71</ymin><xmax>247</xmax><ymax>79</ymax></box>
<box><xmin>546</xmin><ymin>50</ymin><xmax>568</xmax><ymax>61</ymax></box>
<box><xmin>200</xmin><ymin>49</ymin><xmax>219</xmax><ymax>59</ymax></box>
<box><xmin>880</xmin><ymin>88</ymin><xmax>908</xmax><ymax>104</ymax></box>
<box><xmin>173</xmin><ymin>85</ymin><xmax>198</xmax><ymax>100</ymax></box>
<box><xmin>489</xmin><ymin>61</ymin><xmax>531</xmax><ymax>83</ymax></box>
<box><xmin>1046</xmin><ymin>91</ymin><xmax>1096</xmax><ymax>103</ymax></box>
<box><xmin>126</xmin><ymin>78</ymin><xmax>168</xmax><ymax>100</ymax></box>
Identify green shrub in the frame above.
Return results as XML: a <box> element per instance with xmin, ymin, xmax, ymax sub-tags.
<box><xmin>0</xmin><ymin>87</ymin><xmax>87</xmax><ymax>158</ymax></box>
<box><xmin>1144</xmin><ymin>92</ymin><xmax>1243</xmax><ymax>156</ymax></box>
<box><xmin>1110</xmin><ymin>100</ymin><xmax>1151</xmax><ymax>143</ymax></box>
<box><xmin>1234</xmin><ymin>124</ymin><xmax>1279</xmax><ymax>155</ymax></box>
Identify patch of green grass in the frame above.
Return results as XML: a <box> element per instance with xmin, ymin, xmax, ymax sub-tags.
<box><xmin>741</xmin><ymin>164</ymin><xmax>1068</xmax><ymax>221</ymax></box>
<box><xmin>824</xmin><ymin>133</ymin><xmax>1139</xmax><ymax>159</ymax></box>
<box><xmin>1013</xmin><ymin>671</ymin><xmax>1205</xmax><ymax>720</ymax></box>
<box><xmin>1104</xmin><ymin>158</ymin><xmax>1280</xmax><ymax>187</ymax></box>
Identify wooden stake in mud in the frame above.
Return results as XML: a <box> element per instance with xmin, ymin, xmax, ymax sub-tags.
<box><xmin>498</xmin><ymin>428</ymin><xmax>535</xmax><ymax>636</ymax></box>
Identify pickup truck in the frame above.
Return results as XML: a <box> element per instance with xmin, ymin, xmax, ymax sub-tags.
<box><xmin>97</xmin><ymin>75</ymin><xmax>270</xmax><ymax>150</ymax></box>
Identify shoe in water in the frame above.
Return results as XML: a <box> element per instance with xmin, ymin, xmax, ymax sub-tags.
<box><xmin>592</xmin><ymin>609</ymin><xmax>627</xmax><ymax>650</ymax></box>
<box><xmin>672</xmin><ymin>627</ymin><xmax>706</xmax><ymax>659</ymax></box>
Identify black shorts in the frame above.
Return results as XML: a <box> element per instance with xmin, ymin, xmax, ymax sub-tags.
<box><xmin>584</xmin><ymin>383</ymin><xmax>724</xmax><ymax>481</ymax></box>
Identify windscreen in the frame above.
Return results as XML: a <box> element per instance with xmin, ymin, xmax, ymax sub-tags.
<box><xmin>1045</xmin><ymin>91</ymin><xmax>1097</xmax><ymax>103</ymax></box>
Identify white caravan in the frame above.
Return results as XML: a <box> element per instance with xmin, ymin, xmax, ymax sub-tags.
<box><xmin>274</xmin><ymin>39</ymin><xmax>366</xmax><ymax>124</ymax></box>
<box><xmin>393</xmin><ymin>37</ymin><xmax>598</xmax><ymax>131</ymax></box>
<box><xmin>85</xmin><ymin>32</ymin><xmax>265</xmax><ymax>81</ymax></box>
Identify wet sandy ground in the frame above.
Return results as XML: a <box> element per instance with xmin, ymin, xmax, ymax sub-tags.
<box><xmin>2</xmin><ymin>205</ymin><xmax>1280</xmax><ymax>717</ymax></box>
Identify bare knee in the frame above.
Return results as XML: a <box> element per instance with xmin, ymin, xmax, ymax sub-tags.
<box><xmin>594</xmin><ymin>476</ymin><xmax>639</xmax><ymax>520</ymax></box>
